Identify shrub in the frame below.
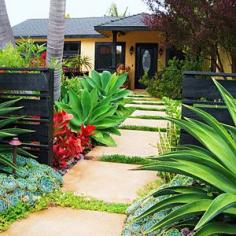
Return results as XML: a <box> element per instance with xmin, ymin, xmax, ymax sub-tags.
<box><xmin>53</xmin><ymin>110</ymin><xmax>95</xmax><ymax>169</ymax></box>
<box><xmin>140</xmin><ymin>57</ymin><xmax>204</xmax><ymax>99</ymax></box>
<box><xmin>134</xmin><ymin>80</ymin><xmax>236</xmax><ymax>234</ymax></box>
<box><xmin>56</xmin><ymin>70</ymin><xmax>131</xmax><ymax>146</ymax></box>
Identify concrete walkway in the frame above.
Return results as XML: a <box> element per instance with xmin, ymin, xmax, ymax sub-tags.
<box><xmin>2</xmin><ymin>92</ymin><xmax>165</xmax><ymax>236</ymax></box>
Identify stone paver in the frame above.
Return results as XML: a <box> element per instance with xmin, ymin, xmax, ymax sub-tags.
<box><xmin>0</xmin><ymin>208</ymin><xmax>126</xmax><ymax>236</ymax></box>
<box><xmin>86</xmin><ymin>129</ymin><xmax>159</xmax><ymax>158</ymax></box>
<box><xmin>130</xmin><ymin>109</ymin><xmax>167</xmax><ymax>117</ymax></box>
<box><xmin>63</xmin><ymin>160</ymin><xmax>157</xmax><ymax>203</ymax></box>
<box><xmin>125</xmin><ymin>104</ymin><xmax>166</xmax><ymax>109</ymax></box>
<box><xmin>121</xmin><ymin>118</ymin><xmax>169</xmax><ymax>128</ymax></box>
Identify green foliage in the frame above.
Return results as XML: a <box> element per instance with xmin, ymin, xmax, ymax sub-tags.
<box><xmin>122</xmin><ymin>175</ymin><xmax>193</xmax><ymax>236</ymax></box>
<box><xmin>57</xmin><ymin>70</ymin><xmax>131</xmax><ymax>146</ymax></box>
<box><xmin>61</xmin><ymin>77</ymin><xmax>82</xmax><ymax>100</ymax></box>
<box><xmin>0</xmin><ymin>99</ymin><xmax>34</xmax><ymax>171</ymax></box>
<box><xmin>119</xmin><ymin>125</ymin><xmax>167</xmax><ymax>132</ymax></box>
<box><xmin>0</xmin><ymin>44</ymin><xmax>26</xmax><ymax>68</ymax></box>
<box><xmin>100</xmin><ymin>155</ymin><xmax>154</xmax><ymax>165</ymax></box>
<box><xmin>135</xmin><ymin>80</ymin><xmax>236</xmax><ymax>234</ymax></box>
<box><xmin>0</xmin><ymin>191</ymin><xmax>128</xmax><ymax>232</ymax></box>
<box><xmin>140</xmin><ymin>57</ymin><xmax>204</xmax><ymax>99</ymax></box>
<box><xmin>129</xmin><ymin>106</ymin><xmax>166</xmax><ymax>112</ymax></box>
<box><xmin>16</xmin><ymin>39</ymin><xmax>46</xmax><ymax>67</ymax></box>
<box><xmin>63</xmin><ymin>55</ymin><xmax>92</xmax><ymax>73</ymax></box>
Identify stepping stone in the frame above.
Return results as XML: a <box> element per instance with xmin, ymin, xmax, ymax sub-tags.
<box><xmin>1</xmin><ymin>207</ymin><xmax>126</xmax><ymax>236</ymax></box>
<box><xmin>63</xmin><ymin>160</ymin><xmax>157</xmax><ymax>204</ymax></box>
<box><xmin>86</xmin><ymin>129</ymin><xmax>160</xmax><ymax>158</ymax></box>
<box><xmin>125</xmin><ymin>104</ymin><xmax>166</xmax><ymax>110</ymax></box>
<box><xmin>121</xmin><ymin>118</ymin><xmax>169</xmax><ymax>128</ymax></box>
<box><xmin>131</xmin><ymin>110</ymin><xmax>167</xmax><ymax>117</ymax></box>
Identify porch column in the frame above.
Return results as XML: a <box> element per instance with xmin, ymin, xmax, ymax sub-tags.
<box><xmin>112</xmin><ymin>31</ymin><xmax>117</xmax><ymax>71</ymax></box>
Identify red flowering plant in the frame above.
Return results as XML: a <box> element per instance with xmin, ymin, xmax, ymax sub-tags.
<box><xmin>53</xmin><ymin>110</ymin><xmax>95</xmax><ymax>169</ymax></box>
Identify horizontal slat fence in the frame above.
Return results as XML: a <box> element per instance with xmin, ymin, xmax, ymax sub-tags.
<box><xmin>180</xmin><ymin>71</ymin><xmax>236</xmax><ymax>146</ymax></box>
<box><xmin>0</xmin><ymin>68</ymin><xmax>54</xmax><ymax>165</ymax></box>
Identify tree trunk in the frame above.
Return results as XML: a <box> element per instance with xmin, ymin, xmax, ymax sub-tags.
<box><xmin>0</xmin><ymin>0</ymin><xmax>15</xmax><ymax>48</ymax></box>
<box><xmin>46</xmin><ymin>0</ymin><xmax>66</xmax><ymax>101</ymax></box>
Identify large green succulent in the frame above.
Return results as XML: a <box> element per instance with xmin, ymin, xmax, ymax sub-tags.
<box><xmin>135</xmin><ymin>79</ymin><xmax>236</xmax><ymax>235</ymax></box>
<box><xmin>56</xmin><ymin>87</ymin><xmax>125</xmax><ymax>146</ymax></box>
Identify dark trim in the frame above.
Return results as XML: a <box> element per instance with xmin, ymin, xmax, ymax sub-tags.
<box><xmin>95</xmin><ymin>26</ymin><xmax>149</xmax><ymax>32</ymax></box>
<box><xmin>14</xmin><ymin>34</ymin><xmax>106</xmax><ymax>39</ymax></box>
<box><xmin>184</xmin><ymin>71</ymin><xmax>236</xmax><ymax>77</ymax></box>
<box><xmin>95</xmin><ymin>42</ymin><xmax>126</xmax><ymax>72</ymax></box>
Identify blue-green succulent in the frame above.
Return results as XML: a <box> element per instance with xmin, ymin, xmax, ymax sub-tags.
<box><xmin>0</xmin><ymin>156</ymin><xmax>63</xmax><ymax>214</ymax></box>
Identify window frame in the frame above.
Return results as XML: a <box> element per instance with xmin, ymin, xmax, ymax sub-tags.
<box><xmin>95</xmin><ymin>42</ymin><xmax>126</xmax><ymax>72</ymax></box>
<box><xmin>63</xmin><ymin>41</ymin><xmax>81</xmax><ymax>58</ymax></box>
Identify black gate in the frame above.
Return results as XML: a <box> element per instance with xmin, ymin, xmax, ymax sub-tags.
<box><xmin>0</xmin><ymin>68</ymin><xmax>54</xmax><ymax>165</ymax></box>
<box><xmin>180</xmin><ymin>71</ymin><xmax>236</xmax><ymax>145</ymax></box>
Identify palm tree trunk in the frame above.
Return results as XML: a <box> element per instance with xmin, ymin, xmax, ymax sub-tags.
<box><xmin>0</xmin><ymin>0</ymin><xmax>15</xmax><ymax>48</ymax></box>
<box><xmin>46</xmin><ymin>0</ymin><xmax>66</xmax><ymax>101</ymax></box>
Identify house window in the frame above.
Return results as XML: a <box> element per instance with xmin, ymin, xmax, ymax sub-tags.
<box><xmin>63</xmin><ymin>42</ymin><xmax>81</xmax><ymax>58</ymax></box>
<box><xmin>95</xmin><ymin>42</ymin><xmax>125</xmax><ymax>71</ymax></box>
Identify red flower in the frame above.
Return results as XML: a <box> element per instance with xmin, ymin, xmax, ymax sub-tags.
<box><xmin>41</xmin><ymin>51</ymin><xmax>47</xmax><ymax>61</ymax></box>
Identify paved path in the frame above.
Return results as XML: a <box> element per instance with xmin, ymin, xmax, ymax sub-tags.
<box><xmin>2</xmin><ymin>92</ymin><xmax>166</xmax><ymax>236</ymax></box>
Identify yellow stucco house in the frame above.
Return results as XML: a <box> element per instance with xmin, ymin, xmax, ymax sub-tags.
<box><xmin>12</xmin><ymin>13</ymin><xmax>174</xmax><ymax>89</ymax></box>
<box><xmin>12</xmin><ymin>13</ymin><xmax>234</xmax><ymax>89</ymax></box>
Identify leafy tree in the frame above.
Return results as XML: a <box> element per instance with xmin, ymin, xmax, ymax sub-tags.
<box><xmin>106</xmin><ymin>3</ymin><xmax>128</xmax><ymax>17</ymax></box>
<box><xmin>46</xmin><ymin>0</ymin><xmax>66</xmax><ymax>101</ymax></box>
<box><xmin>144</xmin><ymin>0</ymin><xmax>236</xmax><ymax>72</ymax></box>
<box><xmin>0</xmin><ymin>0</ymin><xmax>15</xmax><ymax>48</ymax></box>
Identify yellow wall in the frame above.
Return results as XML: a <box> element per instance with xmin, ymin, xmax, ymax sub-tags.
<box><xmin>21</xmin><ymin>31</ymin><xmax>166</xmax><ymax>89</ymax></box>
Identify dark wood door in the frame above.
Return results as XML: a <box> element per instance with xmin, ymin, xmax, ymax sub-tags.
<box><xmin>135</xmin><ymin>43</ymin><xmax>158</xmax><ymax>89</ymax></box>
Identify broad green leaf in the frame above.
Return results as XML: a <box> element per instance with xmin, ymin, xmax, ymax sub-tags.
<box><xmin>134</xmin><ymin>193</ymin><xmax>211</xmax><ymax>223</ymax></box>
<box><xmin>144</xmin><ymin>199</ymin><xmax>211</xmax><ymax>233</ymax></box>
<box><xmin>101</xmin><ymin>71</ymin><xmax>112</xmax><ymax>89</ymax></box>
<box><xmin>195</xmin><ymin>222</ymin><xmax>236</xmax><ymax>236</ymax></box>
<box><xmin>196</xmin><ymin>193</ymin><xmax>236</xmax><ymax>230</ymax></box>
<box><xmin>92</xmin><ymin>131</ymin><xmax>116</xmax><ymax>146</ymax></box>
<box><xmin>213</xmin><ymin>79</ymin><xmax>236</xmax><ymax>126</ymax></box>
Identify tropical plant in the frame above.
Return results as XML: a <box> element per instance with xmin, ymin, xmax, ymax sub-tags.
<box><xmin>134</xmin><ymin>79</ymin><xmax>236</xmax><ymax>235</ymax></box>
<box><xmin>106</xmin><ymin>3</ymin><xmax>128</xmax><ymax>17</ymax></box>
<box><xmin>46</xmin><ymin>0</ymin><xmax>66</xmax><ymax>101</ymax></box>
<box><xmin>17</xmin><ymin>39</ymin><xmax>46</xmax><ymax>67</ymax></box>
<box><xmin>0</xmin><ymin>99</ymin><xmax>34</xmax><ymax>172</ymax></box>
<box><xmin>56</xmin><ymin>88</ymin><xmax>124</xmax><ymax>146</ymax></box>
<box><xmin>63</xmin><ymin>55</ymin><xmax>92</xmax><ymax>74</ymax></box>
<box><xmin>0</xmin><ymin>0</ymin><xmax>15</xmax><ymax>48</ymax></box>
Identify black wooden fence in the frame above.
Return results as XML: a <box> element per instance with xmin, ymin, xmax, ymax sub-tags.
<box><xmin>180</xmin><ymin>71</ymin><xmax>236</xmax><ymax>145</ymax></box>
<box><xmin>0</xmin><ymin>68</ymin><xmax>54</xmax><ymax>165</ymax></box>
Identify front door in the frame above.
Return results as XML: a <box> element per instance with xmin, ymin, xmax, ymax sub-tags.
<box><xmin>135</xmin><ymin>43</ymin><xmax>158</xmax><ymax>89</ymax></box>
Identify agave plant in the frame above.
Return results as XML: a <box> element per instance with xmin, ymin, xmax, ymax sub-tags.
<box><xmin>56</xmin><ymin>88</ymin><xmax>124</xmax><ymax>146</ymax></box>
<box><xmin>0</xmin><ymin>98</ymin><xmax>34</xmax><ymax>171</ymax></box>
<box><xmin>135</xmin><ymin>79</ymin><xmax>236</xmax><ymax>235</ymax></box>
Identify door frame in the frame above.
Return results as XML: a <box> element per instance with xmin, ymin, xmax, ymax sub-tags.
<box><xmin>135</xmin><ymin>43</ymin><xmax>158</xmax><ymax>89</ymax></box>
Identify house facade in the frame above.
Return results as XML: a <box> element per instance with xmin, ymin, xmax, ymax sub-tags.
<box><xmin>12</xmin><ymin>13</ymin><xmax>234</xmax><ymax>90</ymax></box>
<box><xmin>13</xmin><ymin>13</ymin><xmax>170</xmax><ymax>89</ymax></box>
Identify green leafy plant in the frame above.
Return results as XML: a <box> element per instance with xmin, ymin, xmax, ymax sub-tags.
<box><xmin>63</xmin><ymin>55</ymin><xmax>92</xmax><ymax>74</ymax></box>
<box><xmin>0</xmin><ymin>98</ymin><xmax>34</xmax><ymax>171</ymax></box>
<box><xmin>140</xmin><ymin>57</ymin><xmax>204</xmax><ymax>99</ymax></box>
<box><xmin>135</xmin><ymin>79</ymin><xmax>236</xmax><ymax>234</ymax></box>
<box><xmin>56</xmin><ymin>88</ymin><xmax>123</xmax><ymax>146</ymax></box>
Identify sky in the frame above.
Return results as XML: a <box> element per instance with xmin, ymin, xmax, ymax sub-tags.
<box><xmin>6</xmin><ymin>0</ymin><xmax>150</xmax><ymax>26</ymax></box>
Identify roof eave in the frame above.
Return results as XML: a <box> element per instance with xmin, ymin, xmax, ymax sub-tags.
<box><xmin>94</xmin><ymin>26</ymin><xmax>150</xmax><ymax>32</ymax></box>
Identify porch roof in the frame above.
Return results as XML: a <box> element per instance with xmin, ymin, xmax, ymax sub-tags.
<box><xmin>94</xmin><ymin>13</ymin><xmax>149</xmax><ymax>32</ymax></box>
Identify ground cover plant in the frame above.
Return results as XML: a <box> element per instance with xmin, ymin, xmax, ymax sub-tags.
<box><xmin>132</xmin><ymin>79</ymin><xmax>236</xmax><ymax>235</ymax></box>
<box><xmin>56</xmin><ymin>70</ymin><xmax>131</xmax><ymax>146</ymax></box>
